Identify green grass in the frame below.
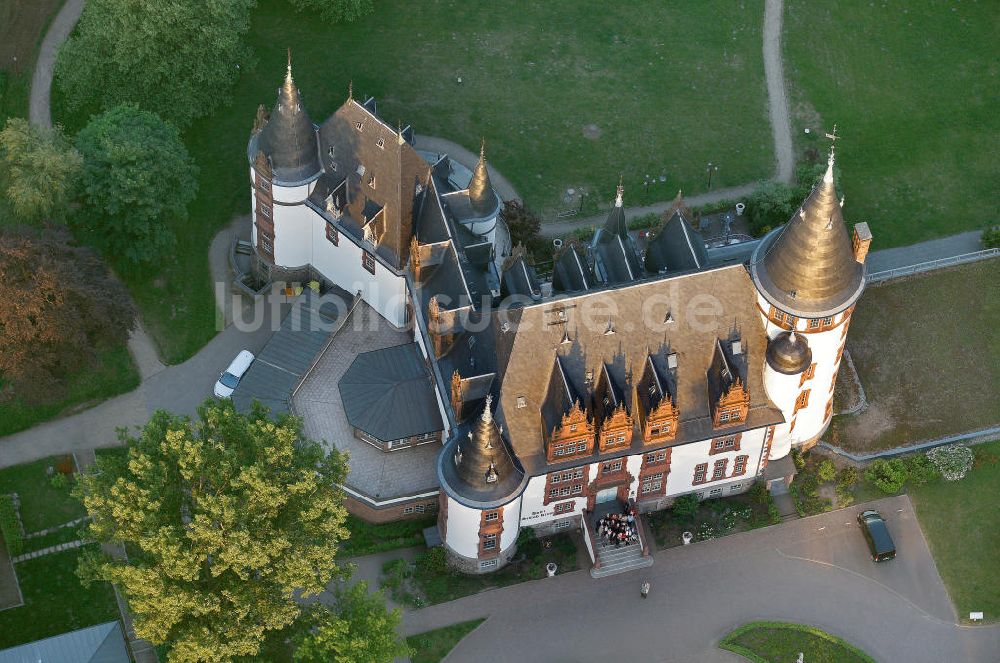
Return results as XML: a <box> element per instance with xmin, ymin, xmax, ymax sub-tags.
<box><xmin>0</xmin><ymin>546</ymin><xmax>119</xmax><ymax>649</ymax></box>
<box><xmin>21</xmin><ymin>525</ymin><xmax>84</xmax><ymax>555</ymax></box>
<box><xmin>0</xmin><ymin>457</ymin><xmax>86</xmax><ymax>532</ymax></box>
<box><xmin>909</xmin><ymin>440</ymin><xmax>1000</xmax><ymax>623</ymax></box>
<box><xmin>407</xmin><ymin>618</ymin><xmax>485</xmax><ymax>663</ymax></box>
<box><xmin>784</xmin><ymin>0</ymin><xmax>1000</xmax><ymax>248</ymax></box>
<box><xmin>0</xmin><ymin>343</ymin><xmax>140</xmax><ymax>438</ymax></box>
<box><xmin>719</xmin><ymin>621</ymin><xmax>875</xmax><ymax>663</ymax></box>
<box><xmin>53</xmin><ymin>0</ymin><xmax>772</xmax><ymax>363</ymax></box>
<box><xmin>827</xmin><ymin>261</ymin><xmax>1000</xmax><ymax>451</ymax></box>
<box><xmin>339</xmin><ymin>514</ymin><xmax>435</xmax><ymax>558</ymax></box>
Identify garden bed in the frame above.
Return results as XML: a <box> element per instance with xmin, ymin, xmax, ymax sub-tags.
<box><xmin>719</xmin><ymin>620</ymin><xmax>874</xmax><ymax>663</ymax></box>
<box><xmin>646</xmin><ymin>484</ymin><xmax>781</xmax><ymax>549</ymax></box>
<box><xmin>380</xmin><ymin>530</ymin><xmax>580</xmax><ymax>607</ymax></box>
<box><xmin>339</xmin><ymin>514</ymin><xmax>436</xmax><ymax>558</ymax></box>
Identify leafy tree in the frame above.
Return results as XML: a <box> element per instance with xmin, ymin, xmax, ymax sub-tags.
<box><xmin>74</xmin><ymin>105</ymin><xmax>196</xmax><ymax>267</ymax></box>
<box><xmin>288</xmin><ymin>0</ymin><xmax>374</xmax><ymax>23</ymax></box>
<box><xmin>902</xmin><ymin>454</ymin><xmax>939</xmax><ymax>486</ymax></box>
<box><xmin>982</xmin><ymin>225</ymin><xmax>1000</xmax><ymax>249</ymax></box>
<box><xmin>74</xmin><ymin>400</ymin><xmax>350</xmax><ymax>663</ymax></box>
<box><xmin>746</xmin><ymin>182</ymin><xmax>799</xmax><ymax>237</ymax></box>
<box><xmin>54</xmin><ymin>0</ymin><xmax>254</xmax><ymax>127</ymax></box>
<box><xmin>864</xmin><ymin>458</ymin><xmax>908</xmax><ymax>494</ymax></box>
<box><xmin>672</xmin><ymin>493</ymin><xmax>700</xmax><ymax>521</ymax></box>
<box><xmin>836</xmin><ymin>466</ymin><xmax>859</xmax><ymax>488</ymax></box>
<box><xmin>0</xmin><ymin>225</ymin><xmax>134</xmax><ymax>404</ymax></box>
<box><xmin>0</xmin><ymin>118</ymin><xmax>82</xmax><ymax>223</ymax></box>
<box><xmin>293</xmin><ymin>583</ymin><xmax>411</xmax><ymax>663</ymax></box>
<box><xmin>817</xmin><ymin>459</ymin><xmax>837</xmax><ymax>483</ymax></box>
<box><xmin>501</xmin><ymin>200</ymin><xmax>548</xmax><ymax>260</ymax></box>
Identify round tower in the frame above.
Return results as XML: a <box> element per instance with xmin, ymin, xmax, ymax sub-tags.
<box><xmin>750</xmin><ymin>147</ymin><xmax>872</xmax><ymax>452</ymax></box>
<box><xmin>437</xmin><ymin>395</ymin><xmax>528</xmax><ymax>574</ymax></box>
<box><xmin>247</xmin><ymin>51</ymin><xmax>322</xmax><ymax>266</ymax></box>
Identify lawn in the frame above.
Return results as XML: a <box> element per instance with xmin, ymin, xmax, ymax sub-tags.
<box><xmin>407</xmin><ymin>618</ymin><xmax>485</xmax><ymax>663</ymax></box>
<box><xmin>0</xmin><ymin>546</ymin><xmax>119</xmax><ymax>650</ymax></box>
<box><xmin>339</xmin><ymin>514</ymin><xmax>435</xmax><ymax>558</ymax></box>
<box><xmin>53</xmin><ymin>0</ymin><xmax>772</xmax><ymax>363</ymax></box>
<box><xmin>719</xmin><ymin>621</ymin><xmax>875</xmax><ymax>663</ymax></box>
<box><xmin>826</xmin><ymin>261</ymin><xmax>1000</xmax><ymax>452</ymax></box>
<box><xmin>784</xmin><ymin>0</ymin><xmax>1000</xmax><ymax>249</ymax></box>
<box><xmin>909</xmin><ymin>440</ymin><xmax>1000</xmax><ymax>623</ymax></box>
<box><xmin>0</xmin><ymin>456</ymin><xmax>86</xmax><ymax>532</ymax></box>
<box><xmin>0</xmin><ymin>0</ymin><xmax>65</xmax><ymax>123</ymax></box>
<box><xmin>381</xmin><ymin>531</ymin><xmax>580</xmax><ymax>607</ymax></box>
<box><xmin>0</xmin><ymin>343</ymin><xmax>139</xmax><ymax>438</ymax></box>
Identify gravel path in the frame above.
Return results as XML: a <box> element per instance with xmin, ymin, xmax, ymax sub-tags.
<box><xmin>763</xmin><ymin>0</ymin><xmax>795</xmax><ymax>184</ymax></box>
<box><xmin>28</xmin><ymin>0</ymin><xmax>85</xmax><ymax>129</ymax></box>
<box><xmin>412</xmin><ymin>133</ymin><xmax>522</xmax><ymax>203</ymax></box>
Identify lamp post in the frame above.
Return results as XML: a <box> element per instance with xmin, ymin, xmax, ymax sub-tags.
<box><xmin>578</xmin><ymin>187</ymin><xmax>586</xmax><ymax>214</ymax></box>
<box><xmin>706</xmin><ymin>162</ymin><xmax>719</xmax><ymax>190</ymax></box>
<box><xmin>644</xmin><ymin>174</ymin><xmax>651</xmax><ymax>194</ymax></box>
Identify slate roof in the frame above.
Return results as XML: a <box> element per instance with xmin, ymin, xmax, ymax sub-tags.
<box><xmin>441</xmin><ymin>396</ymin><xmax>524</xmax><ymax>505</ymax></box>
<box><xmin>750</xmin><ymin>153</ymin><xmax>866</xmax><ymax>318</ymax></box>
<box><xmin>594</xmin><ymin>233</ymin><xmax>642</xmax><ymax>285</ymax></box>
<box><xmin>707</xmin><ymin>337</ymin><xmax>748</xmax><ymax>407</ymax></box>
<box><xmin>495</xmin><ymin>265</ymin><xmax>783</xmax><ymax>476</ymax></box>
<box><xmin>645</xmin><ymin>210</ymin><xmax>709</xmax><ymax>274</ymax></box>
<box><xmin>501</xmin><ymin>253</ymin><xmax>542</xmax><ymax>302</ymax></box>
<box><xmin>0</xmin><ymin>622</ymin><xmax>129</xmax><ymax>663</ymax></box>
<box><xmin>635</xmin><ymin>352</ymin><xmax>676</xmax><ymax>416</ymax></box>
<box><xmin>255</xmin><ymin>63</ymin><xmax>322</xmax><ymax>185</ymax></box>
<box><xmin>339</xmin><ymin>342</ymin><xmax>443</xmax><ymax>441</ymax></box>
<box><xmin>552</xmin><ymin>242</ymin><xmax>596</xmax><ymax>293</ymax></box>
<box><xmin>232</xmin><ymin>288</ymin><xmax>349</xmax><ymax>414</ymax></box>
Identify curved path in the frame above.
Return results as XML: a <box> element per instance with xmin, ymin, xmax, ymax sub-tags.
<box><xmin>29</xmin><ymin>0</ymin><xmax>85</xmax><ymax>129</ymax></box>
<box><xmin>400</xmin><ymin>496</ymin><xmax>999</xmax><ymax>663</ymax></box>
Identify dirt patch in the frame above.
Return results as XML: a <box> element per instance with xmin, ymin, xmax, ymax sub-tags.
<box><xmin>834</xmin><ymin>401</ymin><xmax>895</xmax><ymax>448</ymax></box>
<box><xmin>581</xmin><ymin>123</ymin><xmax>602</xmax><ymax>139</ymax></box>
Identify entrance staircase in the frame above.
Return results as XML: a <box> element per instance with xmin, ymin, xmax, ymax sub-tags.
<box><xmin>586</xmin><ymin>503</ymin><xmax>654</xmax><ymax>578</ymax></box>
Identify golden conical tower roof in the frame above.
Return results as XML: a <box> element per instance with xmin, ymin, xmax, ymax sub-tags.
<box><xmin>468</xmin><ymin>139</ymin><xmax>497</xmax><ymax>217</ymax></box>
<box><xmin>750</xmin><ymin>150</ymin><xmax>865</xmax><ymax>318</ymax></box>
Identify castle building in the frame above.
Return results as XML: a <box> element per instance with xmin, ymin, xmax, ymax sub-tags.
<box><xmin>244</xmin><ymin>57</ymin><xmax>872</xmax><ymax>574</ymax></box>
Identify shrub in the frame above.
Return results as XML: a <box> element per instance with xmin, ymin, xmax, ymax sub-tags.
<box><xmin>982</xmin><ymin>225</ymin><xmax>1000</xmax><ymax>249</ymax></box>
<box><xmin>768</xmin><ymin>503</ymin><xmax>781</xmax><ymax>524</ymax></box>
<box><xmin>865</xmin><ymin>458</ymin><xmax>908</xmax><ymax>494</ymax></box>
<box><xmin>790</xmin><ymin>448</ymin><xmax>805</xmax><ymax>471</ymax></box>
<box><xmin>926</xmin><ymin>445</ymin><xmax>975</xmax><ymax>481</ymax></box>
<box><xmin>414</xmin><ymin>546</ymin><xmax>448</xmax><ymax>576</ymax></box>
<box><xmin>672</xmin><ymin>494</ymin><xmax>700</xmax><ymax>521</ymax></box>
<box><xmin>835</xmin><ymin>484</ymin><xmax>855</xmax><ymax>508</ymax></box>
<box><xmin>903</xmin><ymin>454</ymin><xmax>939</xmax><ymax>486</ymax></box>
<box><xmin>696</xmin><ymin>522</ymin><xmax>717</xmax><ymax>541</ymax></box>
<box><xmin>749</xmin><ymin>482</ymin><xmax>770</xmax><ymax>506</ymax></box>
<box><xmin>0</xmin><ymin>495</ymin><xmax>22</xmax><ymax>557</ymax></box>
<box><xmin>837</xmin><ymin>466</ymin><xmax>859</xmax><ymax>488</ymax></box>
<box><xmin>817</xmin><ymin>459</ymin><xmax>837</xmax><ymax>483</ymax></box>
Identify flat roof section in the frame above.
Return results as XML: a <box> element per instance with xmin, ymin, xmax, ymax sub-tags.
<box><xmin>294</xmin><ymin>302</ymin><xmax>441</xmax><ymax>503</ymax></box>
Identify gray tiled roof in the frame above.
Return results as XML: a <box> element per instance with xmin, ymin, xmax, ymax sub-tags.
<box><xmin>552</xmin><ymin>242</ymin><xmax>596</xmax><ymax>293</ymax></box>
<box><xmin>645</xmin><ymin>210</ymin><xmax>709</xmax><ymax>274</ymax></box>
<box><xmin>441</xmin><ymin>397</ymin><xmax>524</xmax><ymax>505</ymax></box>
<box><xmin>0</xmin><ymin>622</ymin><xmax>128</xmax><ymax>663</ymax></box>
<box><xmin>256</xmin><ymin>68</ymin><xmax>322</xmax><ymax>185</ymax></box>
<box><xmin>501</xmin><ymin>254</ymin><xmax>542</xmax><ymax>301</ymax></box>
<box><xmin>232</xmin><ymin>289</ymin><xmax>349</xmax><ymax>415</ymax></box>
<box><xmin>495</xmin><ymin>265</ymin><xmax>783</xmax><ymax>477</ymax></box>
<box><xmin>339</xmin><ymin>342</ymin><xmax>443</xmax><ymax>441</ymax></box>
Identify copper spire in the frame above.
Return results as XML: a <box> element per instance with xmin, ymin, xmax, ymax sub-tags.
<box><xmin>255</xmin><ymin>50</ymin><xmax>321</xmax><ymax>183</ymax></box>
<box><xmin>750</xmin><ymin>144</ymin><xmax>866</xmax><ymax>317</ymax></box>
<box><xmin>468</xmin><ymin>138</ymin><xmax>496</xmax><ymax>216</ymax></box>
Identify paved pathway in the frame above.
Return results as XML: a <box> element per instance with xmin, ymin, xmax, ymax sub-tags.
<box><xmin>28</xmin><ymin>0</ymin><xmax>85</xmax><ymax>129</ymax></box>
<box><xmin>412</xmin><ymin>134</ymin><xmax>521</xmax><ymax>203</ymax></box>
<box><xmin>403</xmin><ymin>496</ymin><xmax>999</xmax><ymax>662</ymax></box>
<box><xmin>763</xmin><ymin>0</ymin><xmax>794</xmax><ymax>184</ymax></box>
<box><xmin>866</xmin><ymin>230</ymin><xmax>983</xmax><ymax>273</ymax></box>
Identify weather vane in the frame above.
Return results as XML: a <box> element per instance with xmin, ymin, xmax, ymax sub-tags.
<box><xmin>824</xmin><ymin>124</ymin><xmax>839</xmax><ymax>158</ymax></box>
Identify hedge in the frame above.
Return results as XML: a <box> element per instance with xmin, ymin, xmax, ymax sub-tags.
<box><xmin>0</xmin><ymin>494</ymin><xmax>23</xmax><ymax>557</ymax></box>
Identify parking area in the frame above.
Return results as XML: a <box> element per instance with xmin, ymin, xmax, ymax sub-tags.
<box><xmin>403</xmin><ymin>495</ymin><xmax>1000</xmax><ymax>663</ymax></box>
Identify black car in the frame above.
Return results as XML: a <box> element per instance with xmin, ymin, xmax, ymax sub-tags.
<box><xmin>857</xmin><ymin>509</ymin><xmax>896</xmax><ymax>562</ymax></box>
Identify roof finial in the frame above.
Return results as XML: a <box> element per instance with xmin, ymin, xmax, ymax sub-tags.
<box><xmin>615</xmin><ymin>174</ymin><xmax>624</xmax><ymax>208</ymax></box>
<box><xmin>823</xmin><ymin>123</ymin><xmax>839</xmax><ymax>184</ymax></box>
<box><xmin>482</xmin><ymin>393</ymin><xmax>493</xmax><ymax>423</ymax></box>
<box><xmin>479</xmin><ymin>137</ymin><xmax>486</xmax><ymax>161</ymax></box>
<box><xmin>286</xmin><ymin>48</ymin><xmax>292</xmax><ymax>78</ymax></box>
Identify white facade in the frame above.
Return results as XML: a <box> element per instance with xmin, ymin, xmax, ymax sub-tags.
<box><xmin>442</xmin><ymin>494</ymin><xmax>522</xmax><ymax>561</ymax></box>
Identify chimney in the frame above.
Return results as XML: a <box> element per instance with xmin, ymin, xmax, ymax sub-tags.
<box><xmin>852</xmin><ymin>222</ymin><xmax>872</xmax><ymax>264</ymax></box>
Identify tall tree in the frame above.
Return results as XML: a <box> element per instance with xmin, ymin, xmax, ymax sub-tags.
<box><xmin>0</xmin><ymin>118</ymin><xmax>82</xmax><ymax>223</ymax></box>
<box><xmin>293</xmin><ymin>583</ymin><xmax>412</xmax><ymax>663</ymax></box>
<box><xmin>75</xmin><ymin>400</ymin><xmax>351</xmax><ymax>663</ymax></box>
<box><xmin>74</xmin><ymin>105</ymin><xmax>197</xmax><ymax>267</ymax></box>
<box><xmin>54</xmin><ymin>0</ymin><xmax>255</xmax><ymax>126</ymax></box>
<box><xmin>0</xmin><ymin>225</ymin><xmax>134</xmax><ymax>404</ymax></box>
<box><xmin>288</xmin><ymin>0</ymin><xmax>374</xmax><ymax>23</ymax></box>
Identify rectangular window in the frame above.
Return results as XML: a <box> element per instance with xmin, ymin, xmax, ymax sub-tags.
<box><xmin>325</xmin><ymin>223</ymin><xmax>339</xmax><ymax>245</ymax></box>
<box><xmin>712</xmin><ymin>458</ymin><xmax>727</xmax><ymax>480</ymax></box>
<box><xmin>362</xmin><ymin>251</ymin><xmax>376</xmax><ymax>275</ymax></box>
<box><xmin>730</xmin><ymin>483</ymin><xmax>744</xmax><ymax>492</ymax></box>
<box><xmin>259</xmin><ymin>203</ymin><xmax>271</xmax><ymax>219</ymax></box>
<box><xmin>355</xmin><ymin>121</ymin><xmax>364</xmax><ymax>131</ymax></box>
<box><xmin>709</xmin><ymin>488</ymin><xmax>723</xmax><ymax>497</ymax></box>
<box><xmin>571</xmin><ymin>484</ymin><xmax>582</xmax><ymax>495</ymax></box>
<box><xmin>480</xmin><ymin>558</ymin><xmax>498</xmax><ymax>569</ymax></box>
<box><xmin>261</xmin><ymin>236</ymin><xmax>273</xmax><ymax>255</ymax></box>
<box><xmin>602</xmin><ymin>460</ymin><xmax>622</xmax><ymax>474</ymax></box>
<box><xmin>576</xmin><ymin>441</ymin><xmax>587</xmax><ymax>452</ymax></box>
<box><xmin>719</xmin><ymin>411</ymin><xmax>730</xmax><ymax>423</ymax></box>
<box><xmin>376</xmin><ymin>137</ymin><xmax>385</xmax><ymax>149</ymax></box>
<box><xmin>517</xmin><ymin>396</ymin><xmax>526</xmax><ymax>408</ymax></box>
<box><xmin>484</xmin><ymin>511</ymin><xmax>499</xmax><ymax>523</ymax></box>
<box><xmin>551</xmin><ymin>473</ymin><xmax>560</xmax><ymax>484</ymax></box>
<box><xmin>403</xmin><ymin>506</ymin><xmax>414</xmax><ymax>515</ymax></box>
<box><xmin>646</xmin><ymin>450</ymin><xmax>667</xmax><ymax>464</ymax></box>
<box><xmin>554</xmin><ymin>501</ymin><xmax>574</xmax><ymax>515</ymax></box>
<box><xmin>559</xmin><ymin>487</ymin><xmax>570</xmax><ymax>497</ymax></box>
<box><xmin>554</xmin><ymin>519</ymin><xmax>572</xmax><ymax>530</ymax></box>
<box><xmin>693</xmin><ymin>463</ymin><xmax>708</xmax><ymax>484</ymax></box>
<box><xmin>733</xmin><ymin>455</ymin><xmax>748</xmax><ymax>476</ymax></box>
<box><xmin>809</xmin><ymin>318</ymin><xmax>820</xmax><ymax>329</ymax></box>
<box><xmin>415</xmin><ymin>504</ymin><xmax>426</xmax><ymax>513</ymax></box>
<box><xmin>549</xmin><ymin>488</ymin><xmax>558</xmax><ymax>498</ymax></box>
<box><xmin>258</xmin><ymin>179</ymin><xmax>271</xmax><ymax>193</ymax></box>
<box><xmin>573</xmin><ymin>469</ymin><xmax>584</xmax><ymax>480</ymax></box>
<box><xmin>482</xmin><ymin>533</ymin><xmax>497</xmax><ymax>550</ymax></box>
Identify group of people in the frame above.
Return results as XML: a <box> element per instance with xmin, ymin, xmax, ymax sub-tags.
<box><xmin>596</xmin><ymin>507</ymin><xmax>639</xmax><ymax>547</ymax></box>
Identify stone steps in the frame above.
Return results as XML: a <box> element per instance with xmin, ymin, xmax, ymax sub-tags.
<box><xmin>591</xmin><ymin>541</ymin><xmax>653</xmax><ymax>578</ymax></box>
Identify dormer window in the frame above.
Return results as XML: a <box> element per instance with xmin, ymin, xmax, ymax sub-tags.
<box><xmin>356</xmin><ymin>121</ymin><xmax>364</xmax><ymax>131</ymax></box>
<box><xmin>368</xmin><ymin>174</ymin><xmax>376</xmax><ymax>189</ymax></box>
<box><xmin>328</xmin><ymin>146</ymin><xmax>335</xmax><ymax>158</ymax></box>
<box><xmin>516</xmin><ymin>396</ymin><xmax>526</xmax><ymax>408</ymax></box>
<box><xmin>356</xmin><ymin>164</ymin><xmax>366</xmax><ymax>177</ymax></box>
<box><xmin>376</xmin><ymin>137</ymin><xmax>385</xmax><ymax>149</ymax></box>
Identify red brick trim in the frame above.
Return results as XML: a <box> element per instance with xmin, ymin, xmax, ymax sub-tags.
<box><xmin>711</xmin><ymin>458</ymin><xmax>728</xmax><ymax>481</ymax></box>
<box><xmin>543</xmin><ymin>465</ymin><xmax>589</xmax><ymax>506</ymax></box>
<box><xmin>693</xmin><ymin>462</ymin><xmax>708</xmax><ymax>485</ymax></box>
<box><xmin>799</xmin><ymin>363</ymin><xmax>816</xmax><ymax>387</ymax></box>
<box><xmin>478</xmin><ymin>508</ymin><xmax>504</xmax><ymax>559</ymax></box>
<box><xmin>553</xmin><ymin>501</ymin><xmax>575</xmax><ymax>515</ymax></box>
<box><xmin>732</xmin><ymin>454</ymin><xmax>749</xmax><ymax>476</ymax></box>
<box><xmin>362</xmin><ymin>250</ymin><xmax>376</xmax><ymax>275</ymax></box>
<box><xmin>437</xmin><ymin>491</ymin><xmax>448</xmax><ymax>542</ymax></box>
<box><xmin>793</xmin><ymin>389</ymin><xmax>811</xmax><ymax>415</ymax></box>
<box><xmin>708</xmin><ymin>433</ymin><xmax>742</xmax><ymax>455</ymax></box>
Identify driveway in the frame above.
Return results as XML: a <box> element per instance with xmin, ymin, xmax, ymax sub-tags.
<box><xmin>403</xmin><ymin>495</ymin><xmax>999</xmax><ymax>663</ymax></box>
